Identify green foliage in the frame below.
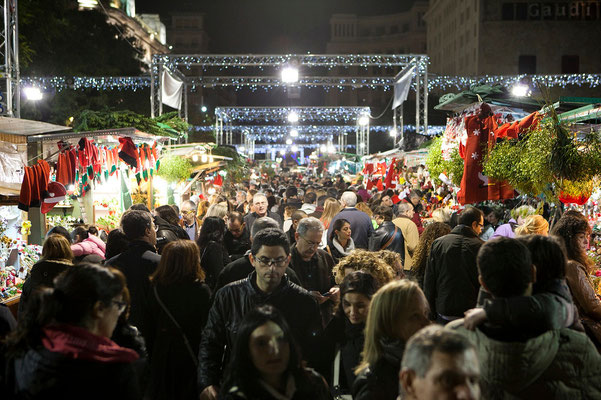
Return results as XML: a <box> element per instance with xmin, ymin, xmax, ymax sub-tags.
<box><xmin>425</xmin><ymin>136</ymin><xmax>464</xmax><ymax>186</ymax></box>
<box><xmin>483</xmin><ymin>122</ymin><xmax>554</xmax><ymax>198</ymax></box>
<box><xmin>154</xmin><ymin>112</ymin><xmax>191</xmax><ymax>135</ymax></box>
<box><xmin>212</xmin><ymin>146</ymin><xmax>249</xmax><ymax>186</ymax></box>
<box><xmin>484</xmin><ymin>113</ymin><xmax>601</xmax><ymax>200</ymax></box>
<box><xmin>72</xmin><ymin>110</ymin><xmax>188</xmax><ymax>138</ymax></box>
<box><xmin>156</xmin><ymin>156</ymin><xmax>193</xmax><ymax>183</ymax></box>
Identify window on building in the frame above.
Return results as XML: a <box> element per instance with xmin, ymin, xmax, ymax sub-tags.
<box><xmin>502</xmin><ymin>3</ymin><xmax>514</xmax><ymax>20</ymax></box>
<box><xmin>402</xmin><ymin>23</ymin><xmax>409</xmax><ymax>33</ymax></box>
<box><xmin>375</xmin><ymin>26</ymin><xmax>385</xmax><ymax>35</ymax></box>
<box><xmin>518</xmin><ymin>55</ymin><xmax>537</xmax><ymax>74</ymax></box>
<box><xmin>390</xmin><ymin>25</ymin><xmax>399</xmax><ymax>34</ymax></box>
<box><xmin>562</xmin><ymin>55</ymin><xmax>579</xmax><ymax>73</ymax></box>
<box><xmin>417</xmin><ymin>12</ymin><xmax>425</xmax><ymax>27</ymax></box>
<box><xmin>515</xmin><ymin>3</ymin><xmax>528</xmax><ymax>20</ymax></box>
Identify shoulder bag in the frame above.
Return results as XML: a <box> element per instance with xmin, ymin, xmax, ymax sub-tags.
<box><xmin>153</xmin><ymin>285</ymin><xmax>199</xmax><ymax>367</ymax></box>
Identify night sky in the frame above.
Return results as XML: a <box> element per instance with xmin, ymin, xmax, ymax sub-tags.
<box><xmin>137</xmin><ymin>0</ymin><xmax>416</xmax><ymax>53</ymax></box>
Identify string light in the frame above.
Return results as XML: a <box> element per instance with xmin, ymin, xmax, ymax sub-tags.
<box><xmin>215</xmin><ymin>107</ymin><xmax>371</xmax><ymax>123</ymax></box>
<box><xmin>193</xmin><ymin>124</ymin><xmax>445</xmax><ymax>140</ymax></box>
<box><xmin>19</xmin><ymin>73</ymin><xmax>601</xmax><ymax>92</ymax></box>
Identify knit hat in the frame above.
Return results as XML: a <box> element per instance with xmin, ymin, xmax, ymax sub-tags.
<box><xmin>118</xmin><ymin>137</ymin><xmax>138</xmax><ymax>168</ymax></box>
<box><xmin>41</xmin><ymin>181</ymin><xmax>67</xmax><ymax>214</ymax></box>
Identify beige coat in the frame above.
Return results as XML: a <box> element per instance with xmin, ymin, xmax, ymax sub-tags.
<box><xmin>392</xmin><ymin>216</ymin><xmax>419</xmax><ymax>270</ymax></box>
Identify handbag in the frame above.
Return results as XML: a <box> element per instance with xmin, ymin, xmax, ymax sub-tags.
<box><xmin>331</xmin><ymin>349</ymin><xmax>353</xmax><ymax>400</ymax></box>
<box><xmin>380</xmin><ymin>226</ymin><xmax>399</xmax><ymax>250</ymax></box>
<box><xmin>153</xmin><ymin>285</ymin><xmax>199</xmax><ymax>367</ymax></box>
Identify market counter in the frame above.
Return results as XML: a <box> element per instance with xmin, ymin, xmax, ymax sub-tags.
<box><xmin>1</xmin><ymin>295</ymin><xmax>19</xmax><ymax>319</ymax></box>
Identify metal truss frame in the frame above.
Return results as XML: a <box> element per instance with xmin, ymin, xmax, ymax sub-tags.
<box><xmin>150</xmin><ymin>54</ymin><xmax>429</xmax><ymax>145</ymax></box>
<box><xmin>0</xmin><ymin>0</ymin><xmax>19</xmax><ymax>117</ymax></box>
<box><xmin>214</xmin><ymin>106</ymin><xmax>370</xmax><ymax>156</ymax></box>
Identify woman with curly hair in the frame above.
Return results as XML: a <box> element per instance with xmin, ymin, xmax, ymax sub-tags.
<box><xmin>377</xmin><ymin>250</ymin><xmax>404</xmax><ymax>279</ymax></box>
<box><xmin>552</xmin><ymin>212</ymin><xmax>601</xmax><ymax>346</ymax></box>
<box><xmin>410</xmin><ymin>222</ymin><xmax>451</xmax><ymax>288</ymax></box>
<box><xmin>332</xmin><ymin>249</ymin><xmax>395</xmax><ymax>287</ymax></box>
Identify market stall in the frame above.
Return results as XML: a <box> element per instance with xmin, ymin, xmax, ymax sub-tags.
<box><xmin>0</xmin><ymin>117</ymin><xmax>71</xmax><ymax>311</ymax></box>
<box><xmin>1</xmin><ymin>126</ymin><xmax>171</xmax><ymax>310</ymax></box>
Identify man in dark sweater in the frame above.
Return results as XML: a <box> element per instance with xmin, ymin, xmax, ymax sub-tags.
<box><xmin>105</xmin><ymin>210</ymin><xmax>160</xmax><ymax>337</ymax></box>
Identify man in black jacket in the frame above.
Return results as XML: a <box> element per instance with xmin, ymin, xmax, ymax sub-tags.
<box><xmin>424</xmin><ymin>206</ymin><xmax>484</xmax><ymax>324</ymax></box>
<box><xmin>105</xmin><ymin>210</ymin><xmax>160</xmax><ymax>337</ymax></box>
<box><xmin>198</xmin><ymin>228</ymin><xmax>322</xmax><ymax>400</ymax></box>
<box><xmin>370</xmin><ymin>205</ymin><xmax>406</xmax><ymax>263</ymax></box>
<box><xmin>223</xmin><ymin>211</ymin><xmax>251</xmax><ymax>261</ymax></box>
<box><xmin>243</xmin><ymin>192</ymin><xmax>283</xmax><ymax>230</ymax></box>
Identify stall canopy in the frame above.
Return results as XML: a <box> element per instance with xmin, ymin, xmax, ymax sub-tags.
<box><xmin>0</xmin><ymin>117</ymin><xmax>70</xmax><ymax>203</ymax></box>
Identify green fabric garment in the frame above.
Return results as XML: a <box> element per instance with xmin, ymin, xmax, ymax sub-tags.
<box><xmin>120</xmin><ymin>170</ymin><xmax>132</xmax><ymax>212</ymax></box>
<box><xmin>447</xmin><ymin>321</ymin><xmax>601</xmax><ymax>398</ymax></box>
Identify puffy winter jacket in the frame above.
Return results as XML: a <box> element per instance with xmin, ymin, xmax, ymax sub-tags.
<box><xmin>448</xmin><ymin>321</ymin><xmax>601</xmax><ymax>399</ymax></box>
<box><xmin>198</xmin><ymin>272</ymin><xmax>322</xmax><ymax>391</ymax></box>
<box><xmin>71</xmin><ymin>234</ymin><xmax>105</xmax><ymax>259</ymax></box>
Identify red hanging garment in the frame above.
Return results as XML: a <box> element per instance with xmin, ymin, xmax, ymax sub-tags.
<box><xmin>458</xmin><ymin>106</ymin><xmax>497</xmax><ymax>205</ymax></box>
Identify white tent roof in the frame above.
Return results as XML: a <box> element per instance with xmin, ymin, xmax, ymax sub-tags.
<box><xmin>0</xmin><ymin>116</ymin><xmax>69</xmax><ymax>137</ymax></box>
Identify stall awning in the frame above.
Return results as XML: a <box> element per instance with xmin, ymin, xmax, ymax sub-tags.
<box><xmin>26</xmin><ymin>127</ymin><xmax>172</xmax><ymax>145</ymax></box>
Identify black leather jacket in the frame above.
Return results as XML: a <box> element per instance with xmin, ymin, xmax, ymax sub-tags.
<box><xmin>197</xmin><ymin>272</ymin><xmax>322</xmax><ymax>391</ymax></box>
<box><xmin>368</xmin><ymin>221</ymin><xmax>405</xmax><ymax>263</ymax></box>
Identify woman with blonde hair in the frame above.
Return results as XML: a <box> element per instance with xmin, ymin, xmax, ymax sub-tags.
<box><xmin>19</xmin><ymin>234</ymin><xmax>74</xmax><ymax>316</ymax></box>
<box><xmin>353</xmin><ymin>280</ymin><xmax>430</xmax><ymax>400</ymax></box>
<box><xmin>205</xmin><ymin>202</ymin><xmax>228</xmax><ymax>222</ymax></box>
<box><xmin>515</xmin><ymin>214</ymin><xmax>549</xmax><ymax>236</ymax></box>
<box><xmin>320</xmin><ymin>198</ymin><xmax>342</xmax><ymax>230</ymax></box>
<box><xmin>320</xmin><ymin>198</ymin><xmax>342</xmax><ymax>247</ymax></box>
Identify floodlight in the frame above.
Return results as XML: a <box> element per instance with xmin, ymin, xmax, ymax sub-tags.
<box><xmin>24</xmin><ymin>87</ymin><xmax>43</xmax><ymax>101</ymax></box>
<box><xmin>358</xmin><ymin>115</ymin><xmax>369</xmax><ymax>126</ymax></box>
<box><xmin>288</xmin><ymin>112</ymin><xmax>299</xmax><ymax>123</ymax></box>
<box><xmin>281</xmin><ymin>67</ymin><xmax>299</xmax><ymax>83</ymax></box>
<box><xmin>290</xmin><ymin>129</ymin><xmax>299</xmax><ymax>137</ymax></box>
<box><xmin>286</xmin><ymin>138</ymin><xmax>293</xmax><ymax>145</ymax></box>
<box><xmin>511</xmin><ymin>84</ymin><xmax>529</xmax><ymax>97</ymax></box>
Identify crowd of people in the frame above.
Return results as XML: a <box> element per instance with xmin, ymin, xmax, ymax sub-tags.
<box><xmin>2</xmin><ymin>171</ymin><xmax>601</xmax><ymax>399</ymax></box>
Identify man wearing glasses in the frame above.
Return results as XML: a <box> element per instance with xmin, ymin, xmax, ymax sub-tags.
<box><xmin>198</xmin><ymin>228</ymin><xmax>322</xmax><ymax>400</ymax></box>
<box><xmin>424</xmin><ymin>206</ymin><xmax>484</xmax><ymax>325</ymax></box>
<box><xmin>180</xmin><ymin>200</ymin><xmax>200</xmax><ymax>240</ymax></box>
<box><xmin>291</xmin><ymin>217</ymin><xmax>338</xmax><ymax>320</ymax></box>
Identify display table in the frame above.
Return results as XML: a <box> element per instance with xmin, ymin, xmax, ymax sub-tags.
<box><xmin>1</xmin><ymin>294</ymin><xmax>19</xmax><ymax>319</ymax></box>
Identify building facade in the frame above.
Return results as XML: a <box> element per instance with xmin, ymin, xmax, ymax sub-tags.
<box><xmin>425</xmin><ymin>0</ymin><xmax>601</xmax><ymax>76</ymax></box>
<box><xmin>166</xmin><ymin>12</ymin><xmax>210</xmax><ymax>53</ymax></box>
<box><xmin>78</xmin><ymin>0</ymin><xmax>169</xmax><ymax>68</ymax></box>
<box><xmin>325</xmin><ymin>2</ymin><xmax>428</xmax><ymax>108</ymax></box>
